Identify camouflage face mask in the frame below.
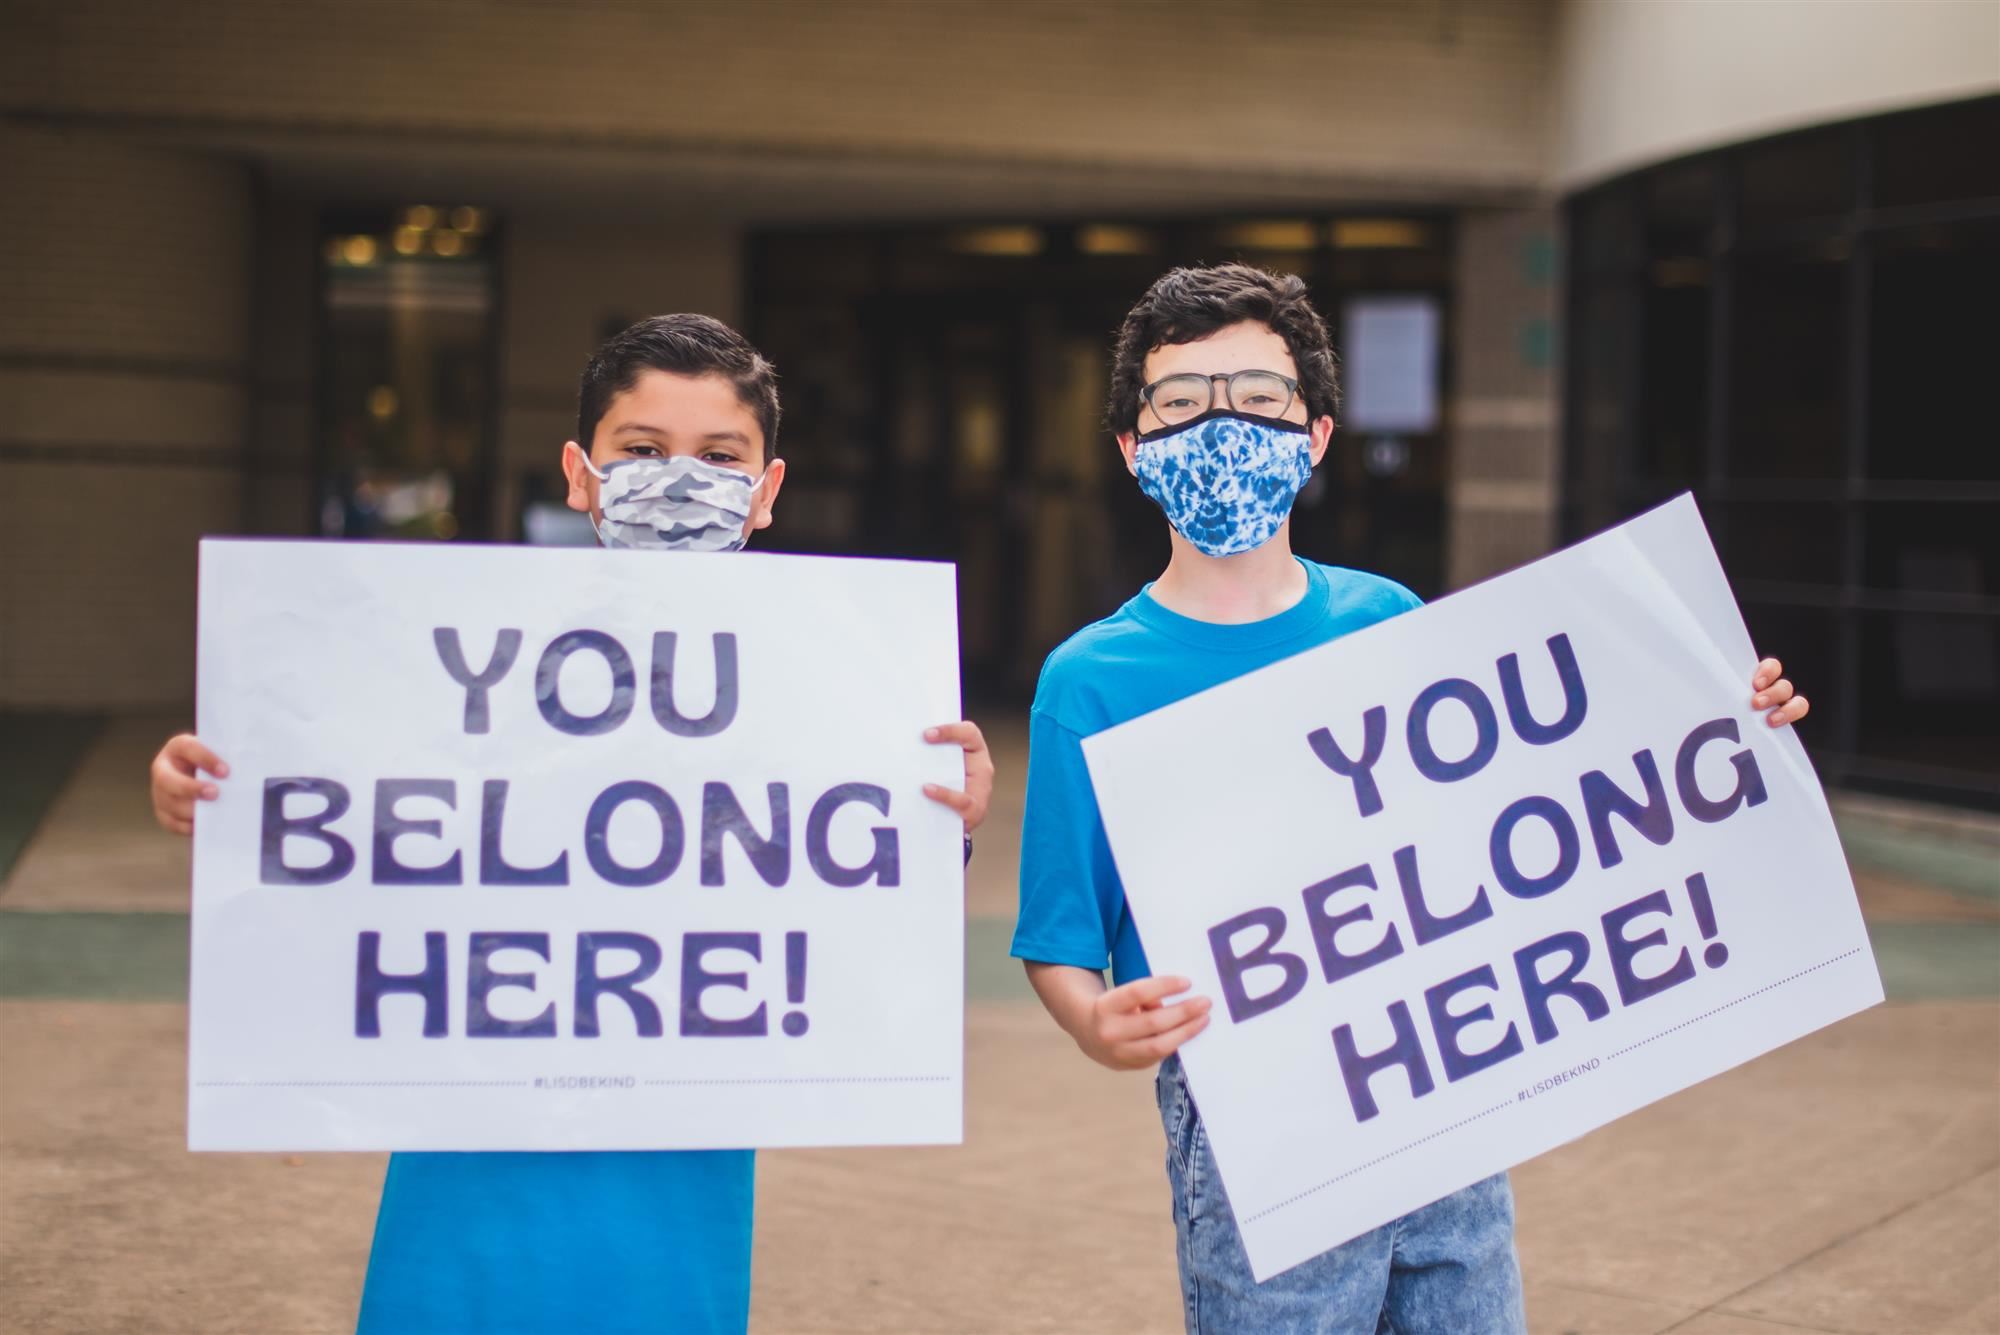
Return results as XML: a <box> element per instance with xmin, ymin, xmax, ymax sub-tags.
<box><xmin>586</xmin><ymin>455</ymin><xmax>768</xmax><ymax>552</ymax></box>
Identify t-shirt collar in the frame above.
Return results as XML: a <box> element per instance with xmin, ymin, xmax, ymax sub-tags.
<box><xmin>1127</xmin><ymin>558</ymin><xmax>1330</xmax><ymax>652</ymax></box>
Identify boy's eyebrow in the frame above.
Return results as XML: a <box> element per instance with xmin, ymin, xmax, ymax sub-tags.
<box><xmin>609</xmin><ymin>425</ymin><xmax>749</xmax><ymax>446</ymax></box>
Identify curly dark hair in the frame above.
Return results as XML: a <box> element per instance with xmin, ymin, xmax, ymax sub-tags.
<box><xmin>576</xmin><ymin>313</ymin><xmax>782</xmax><ymax>460</ymax></box>
<box><xmin>1106</xmin><ymin>264</ymin><xmax>1341</xmax><ymax>436</ymax></box>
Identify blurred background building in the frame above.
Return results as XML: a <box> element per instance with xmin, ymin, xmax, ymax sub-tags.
<box><xmin>1</xmin><ymin>0</ymin><xmax>1994</xmax><ymax>805</ymax></box>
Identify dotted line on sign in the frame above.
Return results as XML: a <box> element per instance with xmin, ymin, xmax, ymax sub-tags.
<box><xmin>197</xmin><ymin>1080</ymin><xmax>532</xmax><ymax>1089</ymax></box>
<box><xmin>198</xmin><ymin>1076</ymin><xmax>955</xmax><ymax>1089</ymax></box>
<box><xmin>642</xmin><ymin>1076</ymin><xmax>953</xmax><ymax>1087</ymax></box>
<box><xmin>1604</xmin><ymin>948</ymin><xmax>1864</xmax><ymax>1061</ymax></box>
<box><xmin>1241</xmin><ymin>1098</ymin><xmax>1515</xmax><ymax>1226</ymax></box>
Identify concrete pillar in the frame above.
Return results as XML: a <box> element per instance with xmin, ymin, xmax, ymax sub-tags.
<box><xmin>1446</xmin><ymin>207</ymin><xmax>1561</xmax><ymax>589</ymax></box>
<box><xmin>0</xmin><ymin>125</ymin><xmax>253</xmax><ymax>708</ymax></box>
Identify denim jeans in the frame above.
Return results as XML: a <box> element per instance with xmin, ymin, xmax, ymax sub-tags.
<box><xmin>1156</xmin><ymin>1056</ymin><xmax>1526</xmax><ymax>1334</ymax></box>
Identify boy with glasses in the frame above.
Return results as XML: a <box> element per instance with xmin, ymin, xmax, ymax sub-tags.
<box><xmin>1011</xmin><ymin>264</ymin><xmax>1808</xmax><ymax>1331</ymax></box>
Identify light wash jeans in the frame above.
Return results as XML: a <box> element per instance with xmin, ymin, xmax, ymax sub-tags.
<box><xmin>1156</xmin><ymin>1056</ymin><xmax>1526</xmax><ymax>1334</ymax></box>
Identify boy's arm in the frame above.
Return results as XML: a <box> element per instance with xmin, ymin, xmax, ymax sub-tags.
<box><xmin>1014</xmin><ymin>704</ymin><xmax>1211</xmax><ymax>1071</ymax></box>
<box><xmin>1026</xmin><ymin>963</ymin><xmax>1210</xmax><ymax>1071</ymax></box>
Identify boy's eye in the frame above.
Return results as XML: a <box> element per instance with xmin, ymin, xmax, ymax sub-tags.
<box><xmin>702</xmin><ymin>451</ymin><xmax>744</xmax><ymax>466</ymax></box>
<box><xmin>625</xmin><ymin>444</ymin><xmax>662</xmax><ymax>458</ymax></box>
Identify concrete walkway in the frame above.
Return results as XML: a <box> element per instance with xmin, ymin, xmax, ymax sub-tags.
<box><xmin>2</xmin><ymin>716</ymin><xmax>1996</xmax><ymax>1333</ymax></box>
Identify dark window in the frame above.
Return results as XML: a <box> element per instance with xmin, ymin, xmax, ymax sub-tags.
<box><xmin>1638</xmin><ymin>274</ymin><xmax>1708</xmax><ymax>489</ymax></box>
<box><xmin>1872</xmin><ymin>98</ymin><xmax>2000</xmax><ymax>211</ymax></box>
<box><xmin>1727</xmin><ymin>249</ymin><xmax>1847</xmax><ymax>480</ymax></box>
<box><xmin>1738</xmin><ymin>126</ymin><xmax>1855</xmax><ymax>229</ymax></box>
<box><xmin>1564</xmin><ymin>95</ymin><xmax>2000</xmax><ymax>808</ymax></box>
<box><xmin>1863</xmin><ymin>502</ymin><xmax>1999</xmax><ymax>597</ymax></box>
<box><xmin>1716</xmin><ymin>501</ymin><xmax>1845</xmax><ymax>588</ymax></box>
<box><xmin>1867</xmin><ymin>219</ymin><xmax>2000</xmax><ymax>482</ymax></box>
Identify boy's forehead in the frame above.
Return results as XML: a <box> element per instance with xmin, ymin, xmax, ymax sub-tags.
<box><xmin>1144</xmin><ymin>321</ymin><xmax>1296</xmax><ymax>379</ymax></box>
<box><xmin>603</xmin><ymin>369</ymin><xmax>748</xmax><ymax>422</ymax></box>
<box><xmin>595</xmin><ymin>369</ymin><xmax>765</xmax><ymax>453</ymax></box>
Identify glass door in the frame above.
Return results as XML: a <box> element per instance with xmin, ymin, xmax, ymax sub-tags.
<box><xmin>316</xmin><ymin>205</ymin><xmax>499</xmax><ymax>541</ymax></box>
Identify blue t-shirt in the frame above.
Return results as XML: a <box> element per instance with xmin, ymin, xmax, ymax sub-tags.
<box><xmin>1011</xmin><ymin>559</ymin><xmax>1421</xmax><ymax>985</ymax></box>
<box><xmin>355</xmin><ymin>1149</ymin><xmax>754</xmax><ymax>1335</ymax></box>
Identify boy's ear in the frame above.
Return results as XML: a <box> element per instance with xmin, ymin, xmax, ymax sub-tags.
<box><xmin>561</xmin><ymin>441</ymin><xmax>596</xmax><ymax>514</ymax></box>
<box><xmin>1309</xmin><ymin>416</ymin><xmax>1335</xmax><ymax>467</ymax></box>
<box><xmin>1116</xmin><ymin>432</ymin><xmax>1139</xmax><ymax>477</ymax></box>
<box><xmin>749</xmin><ymin>457</ymin><xmax>786</xmax><ymax>532</ymax></box>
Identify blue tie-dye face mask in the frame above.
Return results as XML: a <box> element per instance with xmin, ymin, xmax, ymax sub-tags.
<box><xmin>1133</xmin><ymin>410</ymin><xmax>1314</xmax><ymax>558</ymax></box>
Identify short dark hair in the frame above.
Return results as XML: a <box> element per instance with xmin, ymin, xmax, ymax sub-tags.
<box><xmin>576</xmin><ymin>313</ymin><xmax>782</xmax><ymax>460</ymax></box>
<box><xmin>1106</xmin><ymin>264</ymin><xmax>1341</xmax><ymax>436</ymax></box>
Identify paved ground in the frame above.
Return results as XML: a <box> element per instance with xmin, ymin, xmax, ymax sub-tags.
<box><xmin>2</xmin><ymin>714</ymin><xmax>1997</xmax><ymax>1334</ymax></box>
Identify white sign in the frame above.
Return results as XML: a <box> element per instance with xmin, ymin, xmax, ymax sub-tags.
<box><xmin>190</xmin><ymin>541</ymin><xmax>964</xmax><ymax>1152</ymax></box>
<box><xmin>1342</xmin><ymin>296</ymin><xmax>1440</xmax><ymax>434</ymax></box>
<box><xmin>1083</xmin><ymin>495</ymin><xmax>1881</xmax><ymax>1281</ymax></box>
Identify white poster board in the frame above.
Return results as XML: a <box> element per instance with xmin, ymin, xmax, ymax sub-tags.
<box><xmin>1082</xmin><ymin>495</ymin><xmax>1881</xmax><ymax>1281</ymax></box>
<box><xmin>1342</xmin><ymin>296</ymin><xmax>1441</xmax><ymax>434</ymax></box>
<box><xmin>190</xmin><ymin>541</ymin><xmax>964</xmax><ymax>1152</ymax></box>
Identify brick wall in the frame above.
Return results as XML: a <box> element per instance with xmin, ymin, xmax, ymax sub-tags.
<box><xmin>0</xmin><ymin>126</ymin><xmax>253</xmax><ymax>708</ymax></box>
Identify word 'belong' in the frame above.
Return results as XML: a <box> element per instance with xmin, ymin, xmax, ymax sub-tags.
<box><xmin>254</xmin><ymin>625</ymin><xmax>903</xmax><ymax>890</ymax></box>
<box><xmin>260</xmin><ymin>777</ymin><xmax>901</xmax><ymax>890</ymax></box>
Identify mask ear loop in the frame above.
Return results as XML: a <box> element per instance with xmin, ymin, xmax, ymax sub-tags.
<box><xmin>567</xmin><ymin>443</ymin><xmax>613</xmax><ymax>545</ymax></box>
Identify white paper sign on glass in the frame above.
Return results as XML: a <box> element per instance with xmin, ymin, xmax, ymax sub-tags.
<box><xmin>1082</xmin><ymin>495</ymin><xmax>1881</xmax><ymax>1282</ymax></box>
<box><xmin>190</xmin><ymin>541</ymin><xmax>964</xmax><ymax>1152</ymax></box>
<box><xmin>1341</xmin><ymin>296</ymin><xmax>1441</xmax><ymax>434</ymax></box>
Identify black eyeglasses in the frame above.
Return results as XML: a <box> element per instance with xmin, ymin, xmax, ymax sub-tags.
<box><xmin>1140</xmin><ymin>370</ymin><xmax>1302</xmax><ymax>427</ymax></box>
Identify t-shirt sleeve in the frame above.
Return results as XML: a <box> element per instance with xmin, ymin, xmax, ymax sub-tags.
<box><xmin>1010</xmin><ymin>706</ymin><xmax>1123</xmax><ymax>971</ymax></box>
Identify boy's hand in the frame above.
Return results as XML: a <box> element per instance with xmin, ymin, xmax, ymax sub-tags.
<box><xmin>1752</xmin><ymin>658</ymin><xmax>1809</xmax><ymax>729</ymax></box>
<box><xmin>922</xmin><ymin>721</ymin><xmax>994</xmax><ymax>834</ymax></box>
<box><xmin>1083</xmin><ymin>974</ymin><xmax>1212</xmax><ymax>1070</ymax></box>
<box><xmin>150</xmin><ymin>734</ymin><xmax>228</xmax><ymax>836</ymax></box>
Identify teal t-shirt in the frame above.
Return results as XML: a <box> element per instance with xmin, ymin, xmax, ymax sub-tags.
<box><xmin>1011</xmin><ymin>559</ymin><xmax>1421</xmax><ymax>985</ymax></box>
<box><xmin>355</xmin><ymin>1149</ymin><xmax>754</xmax><ymax>1335</ymax></box>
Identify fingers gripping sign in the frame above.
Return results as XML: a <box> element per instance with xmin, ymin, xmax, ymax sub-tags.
<box><xmin>1092</xmin><ymin>974</ymin><xmax>1213</xmax><ymax>1070</ymax></box>
<box><xmin>922</xmin><ymin>720</ymin><xmax>994</xmax><ymax>834</ymax></box>
<box><xmin>1751</xmin><ymin>657</ymin><xmax>1809</xmax><ymax>729</ymax></box>
<box><xmin>151</xmin><ymin>734</ymin><xmax>229</xmax><ymax>835</ymax></box>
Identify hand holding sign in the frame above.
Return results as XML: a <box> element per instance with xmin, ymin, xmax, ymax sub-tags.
<box><xmin>920</xmin><ymin>720</ymin><xmax>995</xmax><ymax>833</ymax></box>
<box><xmin>151</xmin><ymin>734</ymin><xmax>229</xmax><ymax>834</ymax></box>
<box><xmin>1751</xmin><ymin>657</ymin><xmax>1809</xmax><ymax>728</ymax></box>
